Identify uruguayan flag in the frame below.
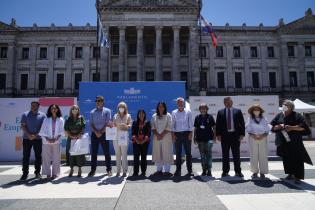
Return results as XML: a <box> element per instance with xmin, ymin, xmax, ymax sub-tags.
<box><xmin>98</xmin><ymin>16</ymin><xmax>109</xmax><ymax>48</ymax></box>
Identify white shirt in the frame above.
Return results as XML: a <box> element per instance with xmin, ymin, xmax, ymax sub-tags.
<box><xmin>39</xmin><ymin>117</ymin><xmax>65</xmax><ymax>144</ymax></box>
<box><xmin>171</xmin><ymin>108</ymin><xmax>193</xmax><ymax>132</ymax></box>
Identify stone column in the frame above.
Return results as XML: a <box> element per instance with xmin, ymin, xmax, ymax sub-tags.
<box><xmin>119</xmin><ymin>26</ymin><xmax>126</xmax><ymax>81</ymax></box>
<box><xmin>172</xmin><ymin>26</ymin><xmax>180</xmax><ymax>81</ymax></box>
<box><xmin>7</xmin><ymin>42</ymin><xmax>15</xmax><ymax>94</ymax></box>
<box><xmin>137</xmin><ymin>26</ymin><xmax>144</xmax><ymax>81</ymax></box>
<box><xmin>226</xmin><ymin>43</ymin><xmax>234</xmax><ymax>90</ymax></box>
<box><xmin>243</xmin><ymin>44</ymin><xmax>251</xmax><ymax>91</ymax></box>
<box><xmin>297</xmin><ymin>42</ymin><xmax>306</xmax><ymax>89</ymax></box>
<box><xmin>47</xmin><ymin>43</ymin><xmax>55</xmax><ymax>94</ymax></box>
<box><xmin>65</xmin><ymin>42</ymin><xmax>72</xmax><ymax>94</ymax></box>
<box><xmin>190</xmin><ymin>26</ymin><xmax>198</xmax><ymax>90</ymax></box>
<box><xmin>280</xmin><ymin>43</ymin><xmax>289</xmax><ymax>91</ymax></box>
<box><xmin>100</xmin><ymin>26</ymin><xmax>109</xmax><ymax>81</ymax></box>
<box><xmin>29</xmin><ymin>43</ymin><xmax>37</xmax><ymax>94</ymax></box>
<box><xmin>260</xmin><ymin>43</ymin><xmax>268</xmax><ymax>90</ymax></box>
<box><xmin>209</xmin><ymin>42</ymin><xmax>215</xmax><ymax>91</ymax></box>
<box><xmin>83</xmin><ymin>43</ymin><xmax>90</xmax><ymax>82</ymax></box>
<box><xmin>155</xmin><ymin>26</ymin><xmax>162</xmax><ymax>81</ymax></box>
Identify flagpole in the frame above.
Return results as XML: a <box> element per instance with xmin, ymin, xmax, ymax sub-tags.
<box><xmin>96</xmin><ymin>0</ymin><xmax>100</xmax><ymax>82</ymax></box>
<box><xmin>198</xmin><ymin>0</ymin><xmax>206</xmax><ymax>92</ymax></box>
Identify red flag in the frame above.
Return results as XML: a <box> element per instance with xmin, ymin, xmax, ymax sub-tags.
<box><xmin>200</xmin><ymin>15</ymin><xmax>217</xmax><ymax>48</ymax></box>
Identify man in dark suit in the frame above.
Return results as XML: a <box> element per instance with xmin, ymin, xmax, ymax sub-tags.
<box><xmin>216</xmin><ymin>97</ymin><xmax>245</xmax><ymax>177</ymax></box>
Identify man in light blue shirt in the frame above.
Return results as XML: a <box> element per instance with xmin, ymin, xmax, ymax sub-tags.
<box><xmin>171</xmin><ymin>97</ymin><xmax>193</xmax><ymax>176</ymax></box>
<box><xmin>88</xmin><ymin>95</ymin><xmax>112</xmax><ymax>177</ymax></box>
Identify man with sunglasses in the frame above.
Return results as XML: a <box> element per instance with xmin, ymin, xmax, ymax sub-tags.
<box><xmin>88</xmin><ymin>95</ymin><xmax>113</xmax><ymax>177</ymax></box>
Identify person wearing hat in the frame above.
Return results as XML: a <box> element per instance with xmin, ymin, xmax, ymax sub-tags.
<box><xmin>88</xmin><ymin>95</ymin><xmax>113</xmax><ymax>177</ymax></box>
<box><xmin>246</xmin><ymin>104</ymin><xmax>270</xmax><ymax>179</ymax></box>
<box><xmin>193</xmin><ymin>103</ymin><xmax>216</xmax><ymax>176</ymax></box>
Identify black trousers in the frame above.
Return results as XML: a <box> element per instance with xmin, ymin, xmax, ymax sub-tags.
<box><xmin>281</xmin><ymin>142</ymin><xmax>305</xmax><ymax>179</ymax></box>
<box><xmin>22</xmin><ymin>138</ymin><xmax>42</xmax><ymax>175</ymax></box>
<box><xmin>175</xmin><ymin>132</ymin><xmax>192</xmax><ymax>173</ymax></box>
<box><xmin>66</xmin><ymin>138</ymin><xmax>71</xmax><ymax>165</ymax></box>
<box><xmin>90</xmin><ymin>133</ymin><xmax>112</xmax><ymax>172</ymax></box>
<box><xmin>133</xmin><ymin>142</ymin><xmax>149</xmax><ymax>174</ymax></box>
<box><xmin>221</xmin><ymin>132</ymin><xmax>241</xmax><ymax>174</ymax></box>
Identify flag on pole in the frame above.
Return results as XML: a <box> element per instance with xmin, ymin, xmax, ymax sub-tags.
<box><xmin>199</xmin><ymin>15</ymin><xmax>217</xmax><ymax>48</ymax></box>
<box><xmin>98</xmin><ymin>14</ymin><xmax>109</xmax><ymax>48</ymax></box>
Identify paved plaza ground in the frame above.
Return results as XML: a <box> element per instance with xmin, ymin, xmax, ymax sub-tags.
<box><xmin>1</xmin><ymin>141</ymin><xmax>315</xmax><ymax>210</ymax></box>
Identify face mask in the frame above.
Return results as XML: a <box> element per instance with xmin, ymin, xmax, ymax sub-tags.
<box><xmin>253</xmin><ymin>111</ymin><xmax>260</xmax><ymax>116</ymax></box>
<box><xmin>282</xmin><ymin>105</ymin><xmax>289</xmax><ymax>112</ymax></box>
<box><xmin>72</xmin><ymin>109</ymin><xmax>79</xmax><ymax>115</ymax></box>
<box><xmin>119</xmin><ymin>108</ymin><xmax>125</xmax><ymax>113</ymax></box>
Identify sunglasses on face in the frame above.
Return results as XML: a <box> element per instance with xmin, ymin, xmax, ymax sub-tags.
<box><xmin>95</xmin><ymin>100</ymin><xmax>103</xmax><ymax>102</ymax></box>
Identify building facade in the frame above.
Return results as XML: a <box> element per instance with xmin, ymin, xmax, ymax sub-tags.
<box><xmin>0</xmin><ymin>0</ymin><xmax>315</xmax><ymax>102</ymax></box>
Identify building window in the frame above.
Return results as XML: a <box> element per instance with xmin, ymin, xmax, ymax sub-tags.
<box><xmin>217</xmin><ymin>72</ymin><xmax>225</xmax><ymax>88</ymax></box>
<box><xmin>235</xmin><ymin>72</ymin><xmax>242</xmax><ymax>88</ymax></box>
<box><xmin>180</xmin><ymin>43</ymin><xmax>187</xmax><ymax>55</ymax></box>
<box><xmin>112</xmin><ymin>43</ymin><xmax>119</xmax><ymax>55</ymax></box>
<box><xmin>56</xmin><ymin>73</ymin><xmax>64</xmax><ymax>90</ymax></box>
<box><xmin>305</xmin><ymin>46</ymin><xmax>312</xmax><ymax>57</ymax></box>
<box><xmin>129</xmin><ymin>72</ymin><xmax>137</xmax><ymax>81</ymax></box>
<box><xmin>0</xmin><ymin>47</ymin><xmax>8</xmax><ymax>59</ymax></box>
<box><xmin>163</xmin><ymin>72</ymin><xmax>172</xmax><ymax>81</ymax></box>
<box><xmin>252</xmin><ymin>72</ymin><xmax>260</xmax><ymax>88</ymax></box>
<box><xmin>39</xmin><ymin>47</ymin><xmax>47</xmax><ymax>59</ymax></box>
<box><xmin>38</xmin><ymin>74</ymin><xmax>46</xmax><ymax>90</ymax></box>
<box><xmin>0</xmin><ymin>73</ymin><xmax>6</xmax><ymax>89</ymax></box>
<box><xmin>128</xmin><ymin>43</ymin><xmax>137</xmax><ymax>55</ymax></box>
<box><xmin>57</xmin><ymin>47</ymin><xmax>65</xmax><ymax>59</ymax></box>
<box><xmin>269</xmin><ymin>72</ymin><xmax>277</xmax><ymax>88</ymax></box>
<box><xmin>250</xmin><ymin>46</ymin><xmax>258</xmax><ymax>58</ymax></box>
<box><xmin>199</xmin><ymin>46</ymin><xmax>207</xmax><ymax>58</ymax></box>
<box><xmin>307</xmin><ymin>72</ymin><xmax>315</xmax><ymax>87</ymax></box>
<box><xmin>93</xmin><ymin>47</ymin><xmax>100</xmax><ymax>58</ymax></box>
<box><xmin>112</xmin><ymin>72</ymin><xmax>119</xmax><ymax>81</ymax></box>
<box><xmin>145</xmin><ymin>72</ymin><xmax>154</xmax><ymax>81</ymax></box>
<box><xmin>20</xmin><ymin>74</ymin><xmax>28</xmax><ymax>90</ymax></box>
<box><xmin>216</xmin><ymin>46</ymin><xmax>223</xmax><ymax>58</ymax></box>
<box><xmin>75</xmin><ymin>47</ymin><xmax>83</xmax><ymax>59</ymax></box>
<box><xmin>22</xmin><ymin>48</ymin><xmax>29</xmax><ymax>59</ymax></box>
<box><xmin>92</xmin><ymin>72</ymin><xmax>99</xmax><ymax>81</ymax></box>
<box><xmin>163</xmin><ymin>43</ymin><xmax>171</xmax><ymax>55</ymax></box>
<box><xmin>145</xmin><ymin>43</ymin><xmax>154</xmax><ymax>55</ymax></box>
<box><xmin>288</xmin><ymin>45</ymin><xmax>295</xmax><ymax>57</ymax></box>
<box><xmin>267</xmin><ymin>47</ymin><xmax>274</xmax><ymax>58</ymax></box>
<box><xmin>180</xmin><ymin>72</ymin><xmax>188</xmax><ymax>82</ymax></box>
<box><xmin>74</xmin><ymin>73</ymin><xmax>82</xmax><ymax>90</ymax></box>
<box><xmin>289</xmin><ymin>72</ymin><xmax>297</xmax><ymax>87</ymax></box>
<box><xmin>233</xmin><ymin>46</ymin><xmax>241</xmax><ymax>58</ymax></box>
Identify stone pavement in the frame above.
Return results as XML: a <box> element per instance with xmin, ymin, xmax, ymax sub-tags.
<box><xmin>1</xmin><ymin>141</ymin><xmax>315</xmax><ymax>210</ymax></box>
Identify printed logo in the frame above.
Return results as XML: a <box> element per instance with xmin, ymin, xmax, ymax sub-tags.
<box><xmin>124</xmin><ymin>88</ymin><xmax>141</xmax><ymax>95</ymax></box>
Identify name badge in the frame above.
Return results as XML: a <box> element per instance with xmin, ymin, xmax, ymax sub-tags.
<box><xmin>200</xmin><ymin>125</ymin><xmax>205</xmax><ymax>129</ymax></box>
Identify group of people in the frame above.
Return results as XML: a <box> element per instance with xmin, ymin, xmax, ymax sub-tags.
<box><xmin>20</xmin><ymin>96</ymin><xmax>312</xmax><ymax>184</ymax></box>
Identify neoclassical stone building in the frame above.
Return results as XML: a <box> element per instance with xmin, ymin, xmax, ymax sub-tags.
<box><xmin>0</xmin><ymin>0</ymin><xmax>315</xmax><ymax>102</ymax></box>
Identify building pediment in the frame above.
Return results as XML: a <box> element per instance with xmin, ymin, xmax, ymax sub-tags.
<box><xmin>278</xmin><ymin>13</ymin><xmax>315</xmax><ymax>34</ymax></box>
<box><xmin>99</xmin><ymin>0</ymin><xmax>199</xmax><ymax>12</ymax></box>
<box><xmin>0</xmin><ymin>21</ymin><xmax>18</xmax><ymax>32</ymax></box>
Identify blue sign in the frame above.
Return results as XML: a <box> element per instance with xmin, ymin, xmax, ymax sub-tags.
<box><xmin>79</xmin><ymin>81</ymin><xmax>186</xmax><ymax>154</ymax></box>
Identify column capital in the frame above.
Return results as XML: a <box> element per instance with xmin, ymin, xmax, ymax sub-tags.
<box><xmin>118</xmin><ymin>25</ymin><xmax>126</xmax><ymax>31</ymax></box>
<box><xmin>172</xmin><ymin>26</ymin><xmax>181</xmax><ymax>31</ymax></box>
<box><xmin>155</xmin><ymin>25</ymin><xmax>163</xmax><ymax>31</ymax></box>
<box><xmin>136</xmin><ymin>25</ymin><xmax>144</xmax><ymax>31</ymax></box>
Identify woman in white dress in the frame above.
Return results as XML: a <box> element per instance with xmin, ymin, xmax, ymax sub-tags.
<box><xmin>151</xmin><ymin>102</ymin><xmax>173</xmax><ymax>176</ymax></box>
<box><xmin>39</xmin><ymin>104</ymin><xmax>64</xmax><ymax>179</ymax></box>
<box><xmin>113</xmin><ymin>101</ymin><xmax>132</xmax><ymax>177</ymax></box>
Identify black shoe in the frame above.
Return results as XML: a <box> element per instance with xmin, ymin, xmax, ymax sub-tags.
<box><xmin>186</xmin><ymin>172</ymin><xmax>194</xmax><ymax>177</ymax></box>
<box><xmin>285</xmin><ymin>174</ymin><xmax>294</xmax><ymax>180</ymax></box>
<box><xmin>201</xmin><ymin>170</ymin><xmax>207</xmax><ymax>176</ymax></box>
<box><xmin>153</xmin><ymin>171</ymin><xmax>163</xmax><ymax>176</ymax></box>
<box><xmin>88</xmin><ymin>171</ymin><xmax>95</xmax><ymax>177</ymax></box>
<box><xmin>132</xmin><ymin>172</ymin><xmax>139</xmax><ymax>176</ymax></box>
<box><xmin>35</xmin><ymin>173</ymin><xmax>42</xmax><ymax>179</ymax></box>
<box><xmin>221</xmin><ymin>173</ymin><xmax>229</xmax><ymax>177</ymax></box>
<box><xmin>174</xmin><ymin>171</ymin><xmax>181</xmax><ymax>176</ymax></box>
<box><xmin>163</xmin><ymin>172</ymin><xmax>173</xmax><ymax>177</ymax></box>
<box><xmin>140</xmin><ymin>172</ymin><xmax>146</xmax><ymax>176</ymax></box>
<box><xmin>235</xmin><ymin>172</ymin><xmax>244</xmax><ymax>178</ymax></box>
<box><xmin>20</xmin><ymin>174</ymin><xmax>28</xmax><ymax>180</ymax></box>
<box><xmin>207</xmin><ymin>171</ymin><xmax>212</xmax><ymax>177</ymax></box>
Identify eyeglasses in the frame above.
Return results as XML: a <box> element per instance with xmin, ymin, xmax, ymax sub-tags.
<box><xmin>95</xmin><ymin>100</ymin><xmax>103</xmax><ymax>102</ymax></box>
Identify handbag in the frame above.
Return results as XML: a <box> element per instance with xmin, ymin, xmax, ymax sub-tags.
<box><xmin>69</xmin><ymin>133</ymin><xmax>90</xmax><ymax>156</ymax></box>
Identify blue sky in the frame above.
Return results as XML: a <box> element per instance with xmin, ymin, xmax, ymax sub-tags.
<box><xmin>0</xmin><ymin>0</ymin><xmax>314</xmax><ymax>27</ymax></box>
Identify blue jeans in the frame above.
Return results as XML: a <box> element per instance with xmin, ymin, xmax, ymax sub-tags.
<box><xmin>90</xmin><ymin>133</ymin><xmax>111</xmax><ymax>172</ymax></box>
<box><xmin>198</xmin><ymin>141</ymin><xmax>213</xmax><ymax>171</ymax></box>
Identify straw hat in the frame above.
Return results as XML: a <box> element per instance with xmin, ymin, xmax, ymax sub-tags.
<box><xmin>248</xmin><ymin>104</ymin><xmax>265</xmax><ymax>114</ymax></box>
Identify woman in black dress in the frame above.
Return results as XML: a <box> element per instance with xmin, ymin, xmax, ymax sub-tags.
<box><xmin>270</xmin><ymin>100</ymin><xmax>312</xmax><ymax>184</ymax></box>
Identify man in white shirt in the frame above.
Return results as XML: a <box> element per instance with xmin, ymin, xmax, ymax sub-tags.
<box><xmin>172</xmin><ymin>97</ymin><xmax>193</xmax><ymax>176</ymax></box>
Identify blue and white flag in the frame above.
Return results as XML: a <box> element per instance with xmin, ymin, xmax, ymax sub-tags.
<box><xmin>98</xmin><ymin>15</ymin><xmax>109</xmax><ymax>48</ymax></box>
